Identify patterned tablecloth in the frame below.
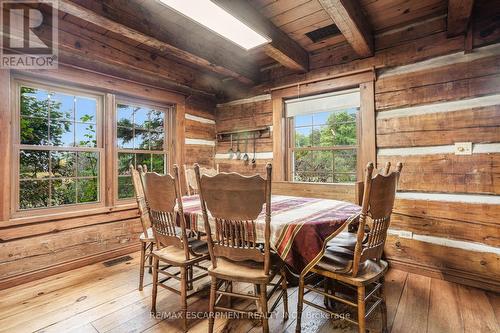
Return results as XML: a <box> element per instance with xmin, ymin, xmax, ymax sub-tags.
<box><xmin>180</xmin><ymin>195</ymin><xmax>361</xmax><ymax>274</ymax></box>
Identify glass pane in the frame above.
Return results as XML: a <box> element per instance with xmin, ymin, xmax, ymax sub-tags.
<box><xmin>51</xmin><ymin>178</ymin><xmax>76</xmax><ymax>206</ymax></box>
<box><xmin>334</xmin><ymin>149</ymin><xmax>357</xmax><ymax>183</ymax></box>
<box><xmin>49</xmin><ymin>92</ymin><xmax>74</xmax><ymax>121</ymax></box>
<box><xmin>134</xmin><ymin>129</ymin><xmax>149</xmax><ymax>150</ymax></box>
<box><xmin>134</xmin><ymin>107</ymin><xmax>149</xmax><ymax>129</ymax></box>
<box><xmin>152</xmin><ymin>154</ymin><xmax>165</xmax><ymax>173</ymax></box>
<box><xmin>78</xmin><ymin>152</ymin><xmax>99</xmax><ymax>177</ymax></box>
<box><xmin>311</xmin><ymin>126</ymin><xmax>325</xmax><ymax>146</ymax></box>
<box><xmin>51</xmin><ymin>151</ymin><xmax>77</xmax><ymax>177</ymax></box>
<box><xmin>118</xmin><ymin>153</ymin><xmax>134</xmax><ymax>175</ymax></box>
<box><xmin>77</xmin><ymin>178</ymin><xmax>98</xmax><ymax>203</ymax></box>
<box><xmin>117</xmin><ymin>104</ymin><xmax>134</xmax><ymax>127</ymax></box>
<box><xmin>150</xmin><ymin>131</ymin><xmax>164</xmax><ymax>150</ymax></box>
<box><xmin>20</xmin><ymin>87</ymin><xmax>49</xmax><ymax>118</ymax></box>
<box><xmin>75</xmin><ymin>122</ymin><xmax>97</xmax><ymax>147</ymax></box>
<box><xmin>295</xmin><ymin>127</ymin><xmax>311</xmax><ymax>147</ymax></box>
<box><xmin>117</xmin><ymin>127</ymin><xmax>133</xmax><ymax>149</ymax></box>
<box><xmin>294</xmin><ymin>115</ymin><xmax>312</xmax><ymax>127</ymax></box>
<box><xmin>20</xmin><ymin>116</ymin><xmax>49</xmax><ymax>145</ymax></box>
<box><xmin>50</xmin><ymin>120</ymin><xmax>74</xmax><ymax>146</ymax></box>
<box><xmin>76</xmin><ymin>96</ymin><xmax>97</xmax><ymax>123</ymax></box>
<box><xmin>149</xmin><ymin>110</ymin><xmax>164</xmax><ymax>131</ymax></box>
<box><xmin>332</xmin><ymin>120</ymin><xmax>357</xmax><ymax>145</ymax></box>
<box><xmin>20</xmin><ymin>180</ymin><xmax>49</xmax><ymax>209</ymax></box>
<box><xmin>118</xmin><ymin>176</ymin><xmax>134</xmax><ymax>199</ymax></box>
<box><xmin>136</xmin><ymin>153</ymin><xmax>151</xmax><ymax>170</ymax></box>
<box><xmin>20</xmin><ymin>150</ymin><xmax>49</xmax><ymax>179</ymax></box>
<box><xmin>294</xmin><ymin>150</ymin><xmax>314</xmax><ymax>182</ymax></box>
<box><xmin>313</xmin><ymin>111</ymin><xmax>331</xmax><ymax>126</ymax></box>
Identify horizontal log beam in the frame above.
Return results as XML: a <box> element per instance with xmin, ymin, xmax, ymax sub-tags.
<box><xmin>318</xmin><ymin>0</ymin><xmax>373</xmax><ymax>57</ymax></box>
<box><xmin>58</xmin><ymin>0</ymin><xmax>259</xmax><ymax>85</ymax></box>
<box><xmin>447</xmin><ymin>0</ymin><xmax>475</xmax><ymax>37</ymax></box>
<box><xmin>214</xmin><ymin>0</ymin><xmax>309</xmax><ymax>72</ymax></box>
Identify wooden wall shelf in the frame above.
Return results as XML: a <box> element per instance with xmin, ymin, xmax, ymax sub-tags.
<box><xmin>216</xmin><ymin>126</ymin><xmax>271</xmax><ymax>142</ymax></box>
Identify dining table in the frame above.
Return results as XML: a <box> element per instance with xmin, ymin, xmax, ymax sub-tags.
<box><xmin>179</xmin><ymin>194</ymin><xmax>361</xmax><ymax>274</ymax></box>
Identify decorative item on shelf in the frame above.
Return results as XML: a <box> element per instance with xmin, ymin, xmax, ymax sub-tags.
<box><xmin>217</xmin><ymin>127</ymin><xmax>271</xmax><ymax>163</ymax></box>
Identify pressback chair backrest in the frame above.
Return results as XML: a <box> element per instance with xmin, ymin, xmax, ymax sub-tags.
<box><xmin>352</xmin><ymin>162</ymin><xmax>402</xmax><ymax>276</ymax></box>
<box><xmin>130</xmin><ymin>165</ymin><xmax>150</xmax><ymax>237</ymax></box>
<box><xmin>195</xmin><ymin>163</ymin><xmax>273</xmax><ymax>275</ymax></box>
<box><xmin>144</xmin><ymin>165</ymin><xmax>191</xmax><ymax>259</ymax></box>
<box><xmin>184</xmin><ymin>165</ymin><xmax>219</xmax><ymax>195</ymax></box>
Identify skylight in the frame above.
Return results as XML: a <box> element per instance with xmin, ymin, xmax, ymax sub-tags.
<box><xmin>158</xmin><ymin>0</ymin><xmax>270</xmax><ymax>50</ymax></box>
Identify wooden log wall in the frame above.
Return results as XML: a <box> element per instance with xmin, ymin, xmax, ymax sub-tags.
<box><xmin>215</xmin><ymin>95</ymin><xmax>274</xmax><ymax>175</ymax></box>
<box><xmin>226</xmin><ymin>10</ymin><xmax>500</xmax><ymax>291</ymax></box>
<box><xmin>0</xmin><ymin>61</ymin><xmax>216</xmax><ymax>290</ymax></box>
<box><xmin>376</xmin><ymin>44</ymin><xmax>500</xmax><ymax>292</ymax></box>
<box><xmin>184</xmin><ymin>96</ymin><xmax>217</xmax><ymax>169</ymax></box>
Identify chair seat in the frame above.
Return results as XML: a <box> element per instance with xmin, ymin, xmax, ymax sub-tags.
<box><xmin>314</xmin><ymin>247</ymin><xmax>388</xmax><ymax>286</ymax></box>
<box><xmin>326</xmin><ymin>231</ymin><xmax>358</xmax><ymax>249</ymax></box>
<box><xmin>208</xmin><ymin>257</ymin><xmax>279</xmax><ymax>283</ymax></box>
<box><xmin>188</xmin><ymin>238</ymin><xmax>209</xmax><ymax>256</ymax></box>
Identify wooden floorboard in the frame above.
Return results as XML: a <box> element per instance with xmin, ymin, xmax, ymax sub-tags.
<box><xmin>0</xmin><ymin>251</ymin><xmax>498</xmax><ymax>333</ymax></box>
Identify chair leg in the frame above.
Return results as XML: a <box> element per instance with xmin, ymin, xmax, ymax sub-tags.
<box><xmin>254</xmin><ymin>284</ymin><xmax>261</xmax><ymax>313</ymax></box>
<box><xmin>139</xmin><ymin>242</ymin><xmax>146</xmax><ymax>291</ymax></box>
<box><xmin>295</xmin><ymin>276</ymin><xmax>305</xmax><ymax>333</ymax></box>
<box><xmin>227</xmin><ymin>281</ymin><xmax>233</xmax><ymax>307</ymax></box>
<box><xmin>148</xmin><ymin>244</ymin><xmax>153</xmax><ymax>274</ymax></box>
<box><xmin>380</xmin><ymin>277</ymin><xmax>388</xmax><ymax>333</ymax></box>
<box><xmin>180</xmin><ymin>266</ymin><xmax>188</xmax><ymax>332</ymax></box>
<box><xmin>259</xmin><ymin>283</ymin><xmax>269</xmax><ymax>333</ymax></box>
<box><xmin>324</xmin><ymin>277</ymin><xmax>331</xmax><ymax>307</ymax></box>
<box><xmin>280</xmin><ymin>267</ymin><xmax>289</xmax><ymax>320</ymax></box>
<box><xmin>208</xmin><ymin>277</ymin><xmax>217</xmax><ymax>333</ymax></box>
<box><xmin>357</xmin><ymin>285</ymin><xmax>366</xmax><ymax>333</ymax></box>
<box><xmin>151</xmin><ymin>257</ymin><xmax>159</xmax><ymax>313</ymax></box>
<box><xmin>187</xmin><ymin>266</ymin><xmax>194</xmax><ymax>291</ymax></box>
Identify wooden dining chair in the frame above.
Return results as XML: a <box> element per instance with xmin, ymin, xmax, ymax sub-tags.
<box><xmin>295</xmin><ymin>162</ymin><xmax>402</xmax><ymax>333</ymax></box>
<box><xmin>130</xmin><ymin>164</ymin><xmax>155</xmax><ymax>291</ymax></box>
<box><xmin>195</xmin><ymin>163</ymin><xmax>289</xmax><ymax>333</ymax></box>
<box><xmin>143</xmin><ymin>165</ymin><xmax>210</xmax><ymax>332</ymax></box>
<box><xmin>184</xmin><ymin>164</ymin><xmax>219</xmax><ymax>195</ymax></box>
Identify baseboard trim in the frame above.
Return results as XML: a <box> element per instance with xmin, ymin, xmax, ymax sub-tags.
<box><xmin>0</xmin><ymin>243</ymin><xmax>141</xmax><ymax>291</ymax></box>
<box><xmin>388</xmin><ymin>259</ymin><xmax>500</xmax><ymax>293</ymax></box>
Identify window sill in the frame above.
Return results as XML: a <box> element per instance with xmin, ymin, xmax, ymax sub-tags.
<box><xmin>3</xmin><ymin>203</ymin><xmax>138</xmax><ymax>228</ymax></box>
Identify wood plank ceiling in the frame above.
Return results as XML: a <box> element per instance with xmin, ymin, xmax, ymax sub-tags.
<box><xmin>54</xmin><ymin>0</ymin><xmax>465</xmax><ymax>99</ymax></box>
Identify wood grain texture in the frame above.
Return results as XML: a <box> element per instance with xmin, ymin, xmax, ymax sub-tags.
<box><xmin>391</xmin><ymin>273</ymin><xmax>431</xmax><ymax>333</ymax></box>
<box><xmin>58</xmin><ymin>0</ymin><xmax>258</xmax><ymax>85</ymax></box>
<box><xmin>318</xmin><ymin>0</ymin><xmax>374</xmax><ymax>56</ymax></box>
<box><xmin>378</xmin><ymin>153</ymin><xmax>500</xmax><ymax>194</ymax></box>
<box><xmin>2</xmin><ymin>252</ymin><xmax>498</xmax><ymax>333</ymax></box>
<box><xmin>447</xmin><ymin>0</ymin><xmax>475</xmax><ymax>37</ymax></box>
<box><xmin>0</xmin><ymin>71</ymin><xmax>11</xmax><ymax>222</ymax></box>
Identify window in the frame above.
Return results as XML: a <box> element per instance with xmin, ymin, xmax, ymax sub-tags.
<box><xmin>116</xmin><ymin>101</ymin><xmax>170</xmax><ymax>200</ymax></box>
<box><xmin>16</xmin><ymin>83</ymin><xmax>102</xmax><ymax>210</ymax></box>
<box><xmin>286</xmin><ymin>89</ymin><xmax>359</xmax><ymax>183</ymax></box>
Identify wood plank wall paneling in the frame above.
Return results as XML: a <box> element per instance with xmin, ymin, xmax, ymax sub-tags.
<box><xmin>215</xmin><ymin>97</ymin><xmax>273</xmax><ymax>176</ymax></box>
<box><xmin>184</xmin><ymin>95</ymin><xmax>217</xmax><ymax>171</ymax></box>
<box><xmin>252</xmin><ymin>6</ymin><xmax>500</xmax><ymax>291</ymax></box>
<box><xmin>372</xmin><ymin>39</ymin><xmax>500</xmax><ymax>290</ymax></box>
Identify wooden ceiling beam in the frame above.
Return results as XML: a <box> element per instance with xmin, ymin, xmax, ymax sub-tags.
<box><xmin>318</xmin><ymin>0</ymin><xmax>373</xmax><ymax>57</ymax></box>
<box><xmin>447</xmin><ymin>0</ymin><xmax>475</xmax><ymax>37</ymax></box>
<box><xmin>213</xmin><ymin>0</ymin><xmax>309</xmax><ymax>72</ymax></box>
<box><xmin>58</xmin><ymin>0</ymin><xmax>259</xmax><ymax>85</ymax></box>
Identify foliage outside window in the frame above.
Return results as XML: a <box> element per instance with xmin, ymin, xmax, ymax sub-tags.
<box><xmin>18</xmin><ymin>85</ymin><xmax>101</xmax><ymax>210</ymax></box>
<box><xmin>117</xmin><ymin>102</ymin><xmax>168</xmax><ymax>199</ymax></box>
<box><xmin>287</xmin><ymin>90</ymin><xmax>359</xmax><ymax>183</ymax></box>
